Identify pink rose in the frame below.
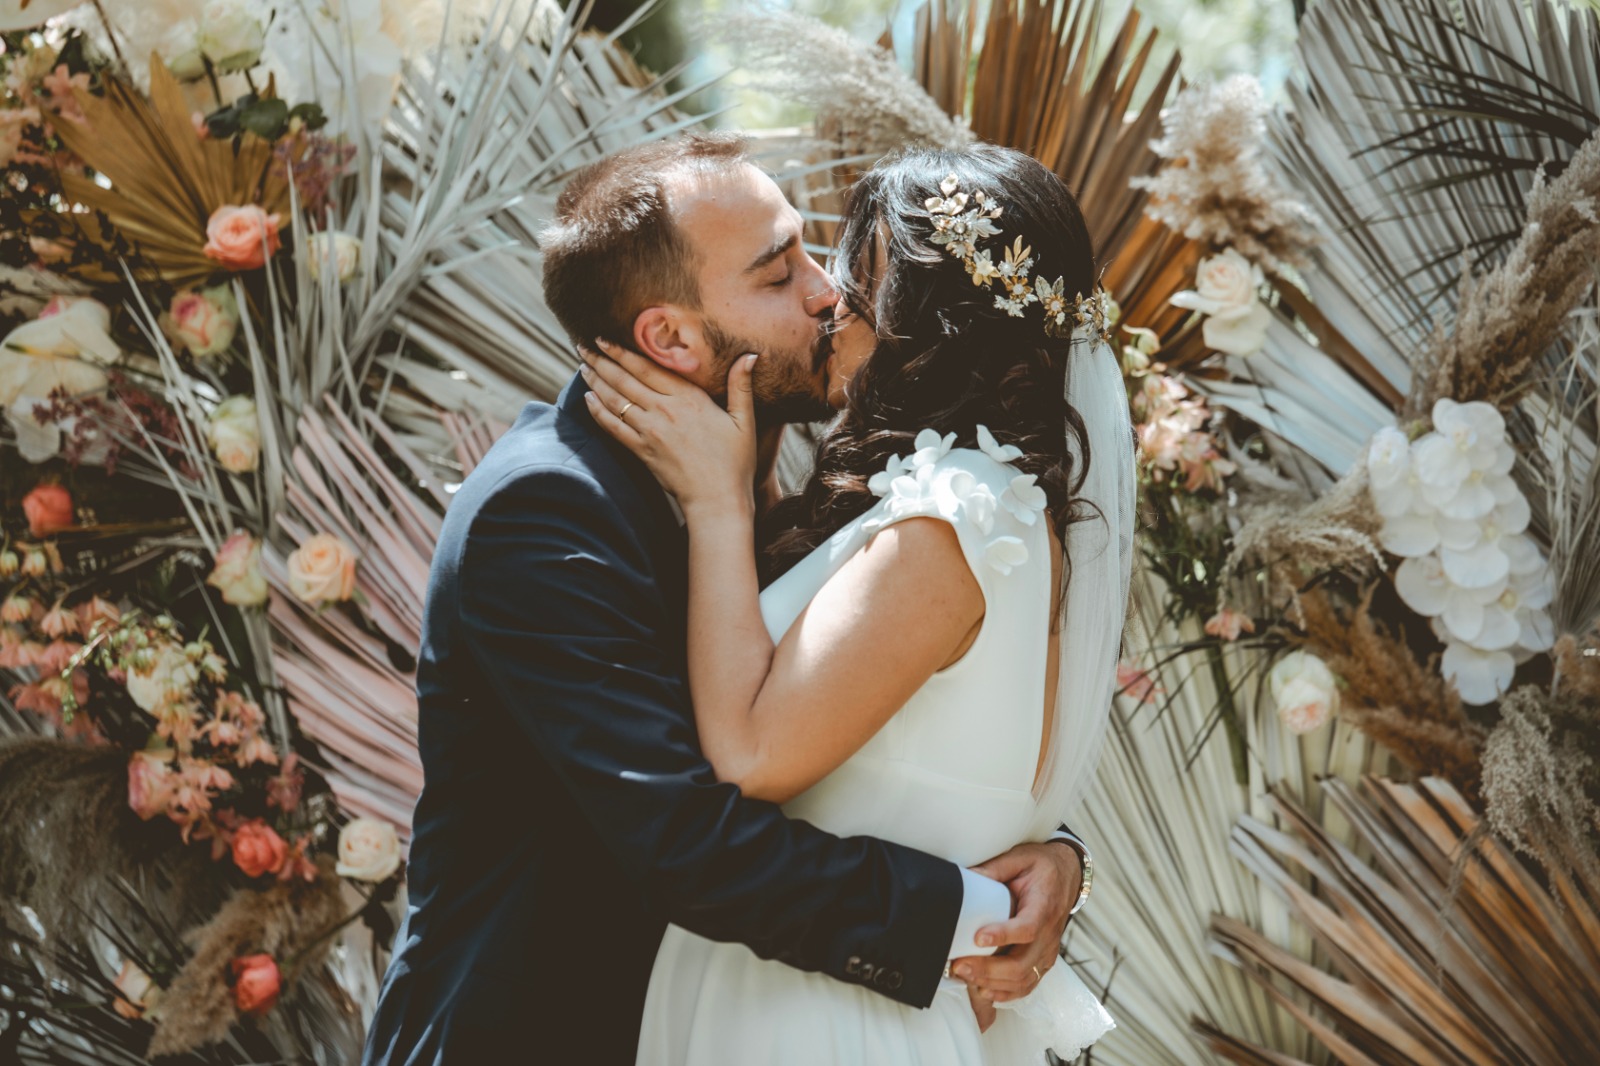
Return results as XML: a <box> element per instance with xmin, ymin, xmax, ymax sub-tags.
<box><xmin>168</xmin><ymin>286</ymin><xmax>238</xmax><ymax>358</ymax></box>
<box><xmin>206</xmin><ymin>530</ymin><xmax>268</xmax><ymax>606</ymax></box>
<box><xmin>230</xmin><ymin>954</ymin><xmax>280</xmax><ymax>1016</ymax></box>
<box><xmin>203</xmin><ymin>205</ymin><xmax>282</xmax><ymax>271</ymax></box>
<box><xmin>230</xmin><ymin>819</ymin><xmax>288</xmax><ymax>878</ymax></box>
<box><xmin>128</xmin><ymin>751</ymin><xmax>176</xmax><ymax>821</ymax></box>
<box><xmin>287</xmin><ymin>533</ymin><xmax>358</xmax><ymax>605</ymax></box>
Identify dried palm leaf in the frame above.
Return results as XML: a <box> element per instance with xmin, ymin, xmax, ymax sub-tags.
<box><xmin>1211</xmin><ymin>776</ymin><xmax>1600</xmax><ymax>1064</ymax></box>
<box><xmin>47</xmin><ymin>58</ymin><xmax>298</xmax><ymax>290</ymax></box>
<box><xmin>1066</xmin><ymin>564</ymin><xmax>1382</xmax><ymax>1065</ymax></box>
<box><xmin>1199</xmin><ymin>0</ymin><xmax>1600</xmax><ymax>476</ymax></box>
<box><xmin>910</xmin><ymin>0</ymin><xmax>1205</xmax><ymax>356</ymax></box>
<box><xmin>377</xmin><ymin>2</ymin><xmax>712</xmax><ymax>406</ymax></box>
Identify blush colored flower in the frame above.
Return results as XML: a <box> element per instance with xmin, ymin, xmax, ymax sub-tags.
<box><xmin>168</xmin><ymin>286</ymin><xmax>238</xmax><ymax>358</ymax></box>
<box><xmin>1268</xmin><ymin>650</ymin><xmax>1339</xmax><ymax>735</ymax></box>
<box><xmin>230</xmin><ymin>819</ymin><xmax>288</xmax><ymax>878</ymax></box>
<box><xmin>1116</xmin><ymin>660</ymin><xmax>1162</xmax><ymax>705</ymax></box>
<box><xmin>203</xmin><ymin>205</ymin><xmax>281</xmax><ymax>271</ymax></box>
<box><xmin>38</xmin><ymin>602</ymin><xmax>79</xmax><ymax>639</ymax></box>
<box><xmin>206</xmin><ymin>396</ymin><xmax>260</xmax><ymax>474</ymax></box>
<box><xmin>287</xmin><ymin>533</ymin><xmax>358</xmax><ymax>605</ymax></box>
<box><xmin>128</xmin><ymin>750</ymin><xmax>177</xmax><ymax>821</ymax></box>
<box><xmin>22</xmin><ymin>482</ymin><xmax>73</xmax><ymax>537</ymax></box>
<box><xmin>230</xmin><ymin>954</ymin><xmax>280</xmax><ymax>1016</ymax></box>
<box><xmin>1204</xmin><ymin>607</ymin><xmax>1256</xmax><ymax>641</ymax></box>
<box><xmin>206</xmin><ymin>530</ymin><xmax>268</xmax><ymax>606</ymax></box>
<box><xmin>1</xmin><ymin>594</ymin><xmax>37</xmax><ymax>623</ymax></box>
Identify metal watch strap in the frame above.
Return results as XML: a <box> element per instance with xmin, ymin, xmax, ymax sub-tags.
<box><xmin>1054</xmin><ymin>830</ymin><xmax>1094</xmax><ymax>916</ymax></box>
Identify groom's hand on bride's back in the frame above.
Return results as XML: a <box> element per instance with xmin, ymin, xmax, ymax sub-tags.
<box><xmin>950</xmin><ymin>842</ymin><xmax>1083</xmax><ymax>1005</ymax></box>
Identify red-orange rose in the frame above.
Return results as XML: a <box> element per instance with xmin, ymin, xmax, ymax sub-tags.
<box><xmin>230</xmin><ymin>954</ymin><xmax>280</xmax><ymax>1016</ymax></box>
<box><xmin>21</xmin><ymin>483</ymin><xmax>72</xmax><ymax>537</ymax></box>
<box><xmin>230</xmin><ymin>819</ymin><xmax>287</xmax><ymax>878</ymax></box>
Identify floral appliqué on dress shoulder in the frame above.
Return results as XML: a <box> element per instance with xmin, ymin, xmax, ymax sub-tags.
<box><xmin>863</xmin><ymin>426</ymin><xmax>1048</xmax><ymax>576</ymax></box>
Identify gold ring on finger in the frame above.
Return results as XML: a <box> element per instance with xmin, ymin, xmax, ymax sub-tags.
<box><xmin>1032</xmin><ymin>965</ymin><xmax>1042</xmax><ymax>981</ymax></box>
<box><xmin>618</xmin><ymin>400</ymin><xmax>636</xmax><ymax>421</ymax></box>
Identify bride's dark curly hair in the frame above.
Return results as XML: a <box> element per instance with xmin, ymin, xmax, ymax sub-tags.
<box><xmin>760</xmin><ymin>144</ymin><xmax>1100</xmax><ymax>585</ymax></box>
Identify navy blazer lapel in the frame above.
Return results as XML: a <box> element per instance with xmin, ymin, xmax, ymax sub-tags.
<box><xmin>555</xmin><ymin>373</ymin><xmax>689</xmax><ymax>611</ymax></box>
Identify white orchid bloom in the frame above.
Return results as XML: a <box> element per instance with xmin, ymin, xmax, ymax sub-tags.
<box><xmin>1441</xmin><ymin>640</ymin><xmax>1515</xmax><ymax>705</ymax></box>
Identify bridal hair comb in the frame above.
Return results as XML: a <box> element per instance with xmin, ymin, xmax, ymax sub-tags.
<box><xmin>924</xmin><ymin>173</ymin><xmax>1112</xmax><ymax>344</ymax></box>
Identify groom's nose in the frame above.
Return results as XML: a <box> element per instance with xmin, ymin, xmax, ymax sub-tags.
<box><xmin>801</xmin><ymin>257</ymin><xmax>839</xmax><ymax>318</ymax></box>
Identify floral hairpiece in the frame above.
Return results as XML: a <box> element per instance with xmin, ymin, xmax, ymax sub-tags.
<box><xmin>924</xmin><ymin>173</ymin><xmax>1111</xmax><ymax>343</ymax></box>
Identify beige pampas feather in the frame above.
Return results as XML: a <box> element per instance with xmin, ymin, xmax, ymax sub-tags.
<box><xmin>148</xmin><ymin>861</ymin><xmax>346</xmax><ymax>1057</ymax></box>
<box><xmin>702</xmin><ymin>10</ymin><xmax>974</xmax><ymax>158</ymax></box>
<box><xmin>1405</xmin><ymin>129</ymin><xmax>1600</xmax><ymax>419</ymax></box>
<box><xmin>1132</xmin><ymin>74</ymin><xmax>1319</xmax><ymax>276</ymax></box>
<box><xmin>1220</xmin><ymin>466</ymin><xmax>1384</xmax><ymax>617</ymax></box>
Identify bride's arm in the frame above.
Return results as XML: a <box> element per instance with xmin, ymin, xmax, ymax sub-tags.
<box><xmin>584</xmin><ymin>344</ymin><xmax>984</xmax><ymax>803</ymax></box>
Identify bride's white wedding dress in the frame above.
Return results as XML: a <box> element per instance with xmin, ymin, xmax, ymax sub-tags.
<box><xmin>637</xmin><ymin>432</ymin><xmax>1115</xmax><ymax>1065</ymax></box>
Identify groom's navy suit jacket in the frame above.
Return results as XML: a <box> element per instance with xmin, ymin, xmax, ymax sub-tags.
<box><xmin>363</xmin><ymin>375</ymin><xmax>968</xmax><ymax>1064</ymax></box>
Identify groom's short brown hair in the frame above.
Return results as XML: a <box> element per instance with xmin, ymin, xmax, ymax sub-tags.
<box><xmin>541</xmin><ymin>133</ymin><xmax>750</xmax><ymax>348</ymax></box>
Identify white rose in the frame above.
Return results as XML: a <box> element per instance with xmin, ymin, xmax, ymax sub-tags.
<box><xmin>1169</xmin><ymin>248</ymin><xmax>1271</xmax><ymax>356</ymax></box>
<box><xmin>307</xmin><ymin>231</ymin><xmax>361</xmax><ymax>284</ymax></box>
<box><xmin>197</xmin><ymin>0</ymin><xmax>266</xmax><ymax>74</ymax></box>
<box><xmin>207</xmin><ymin>395</ymin><xmax>260</xmax><ymax>474</ymax></box>
<box><xmin>126</xmin><ymin>645</ymin><xmax>200</xmax><ymax>713</ymax></box>
<box><xmin>335</xmin><ymin>817</ymin><xmax>401</xmax><ymax>882</ymax></box>
<box><xmin>287</xmin><ymin>532</ymin><xmax>359</xmax><ymax>604</ymax></box>
<box><xmin>1268</xmin><ymin>650</ymin><xmax>1339</xmax><ymax>734</ymax></box>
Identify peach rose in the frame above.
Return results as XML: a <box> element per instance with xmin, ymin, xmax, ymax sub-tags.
<box><xmin>230</xmin><ymin>954</ymin><xmax>280</xmax><ymax>1016</ymax></box>
<box><xmin>287</xmin><ymin>533</ymin><xmax>358</xmax><ymax>605</ymax></box>
<box><xmin>22</xmin><ymin>482</ymin><xmax>72</xmax><ymax>536</ymax></box>
<box><xmin>206</xmin><ymin>395</ymin><xmax>260</xmax><ymax>474</ymax></box>
<box><xmin>206</xmin><ymin>530</ymin><xmax>268</xmax><ymax>606</ymax></box>
<box><xmin>169</xmin><ymin>285</ymin><xmax>238</xmax><ymax>358</ymax></box>
<box><xmin>335</xmin><ymin>817</ymin><xmax>401</xmax><ymax>882</ymax></box>
<box><xmin>203</xmin><ymin>204</ymin><xmax>281</xmax><ymax>271</ymax></box>
<box><xmin>231</xmin><ymin>819</ymin><xmax>288</xmax><ymax>878</ymax></box>
<box><xmin>128</xmin><ymin>750</ymin><xmax>176</xmax><ymax>821</ymax></box>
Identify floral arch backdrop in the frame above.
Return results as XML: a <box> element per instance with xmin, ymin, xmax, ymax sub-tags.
<box><xmin>0</xmin><ymin>0</ymin><xmax>1595</xmax><ymax>1061</ymax></box>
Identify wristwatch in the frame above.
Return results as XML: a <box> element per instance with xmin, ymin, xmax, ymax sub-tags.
<box><xmin>1053</xmin><ymin>829</ymin><xmax>1094</xmax><ymax>916</ymax></box>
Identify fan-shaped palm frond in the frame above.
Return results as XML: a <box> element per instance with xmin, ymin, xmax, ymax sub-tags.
<box><xmin>905</xmin><ymin>0</ymin><xmax>1204</xmax><ymax>353</ymax></box>
<box><xmin>1198</xmin><ymin>0</ymin><xmax>1600</xmax><ymax>477</ymax></box>
<box><xmin>1210</xmin><ymin>776</ymin><xmax>1600</xmax><ymax>1064</ymax></box>
<box><xmin>377</xmin><ymin>2</ymin><xmax>715</xmax><ymax>406</ymax></box>
<box><xmin>1066</xmin><ymin>566</ymin><xmax>1382</xmax><ymax>1065</ymax></box>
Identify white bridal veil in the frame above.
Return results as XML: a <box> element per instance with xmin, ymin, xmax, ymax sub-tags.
<box><xmin>1023</xmin><ymin>325</ymin><xmax>1138</xmax><ymax>841</ymax></box>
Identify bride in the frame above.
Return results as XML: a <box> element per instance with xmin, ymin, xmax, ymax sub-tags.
<box><xmin>581</xmin><ymin>144</ymin><xmax>1135</xmax><ymax>1064</ymax></box>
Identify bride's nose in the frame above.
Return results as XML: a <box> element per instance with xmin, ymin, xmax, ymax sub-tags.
<box><xmin>801</xmin><ymin>258</ymin><xmax>839</xmax><ymax>317</ymax></box>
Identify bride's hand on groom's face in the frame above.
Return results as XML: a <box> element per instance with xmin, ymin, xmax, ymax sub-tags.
<box><xmin>951</xmin><ymin>842</ymin><xmax>1083</xmax><ymax>1003</ymax></box>
<box><xmin>580</xmin><ymin>339</ymin><xmax>759</xmax><ymax>517</ymax></box>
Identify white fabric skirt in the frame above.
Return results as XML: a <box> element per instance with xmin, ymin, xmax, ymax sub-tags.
<box><xmin>637</xmin><ymin>925</ymin><xmax>1113</xmax><ymax>1065</ymax></box>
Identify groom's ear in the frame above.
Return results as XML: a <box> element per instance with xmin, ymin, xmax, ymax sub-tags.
<box><xmin>632</xmin><ymin>306</ymin><xmax>704</xmax><ymax>377</ymax></box>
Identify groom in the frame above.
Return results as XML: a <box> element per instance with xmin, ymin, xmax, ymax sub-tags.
<box><xmin>363</xmin><ymin>134</ymin><xmax>1088</xmax><ymax>1064</ymax></box>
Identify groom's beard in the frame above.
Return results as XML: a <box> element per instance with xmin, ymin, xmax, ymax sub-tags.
<box><xmin>703</xmin><ymin>316</ymin><xmax>834</xmax><ymax>425</ymax></box>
